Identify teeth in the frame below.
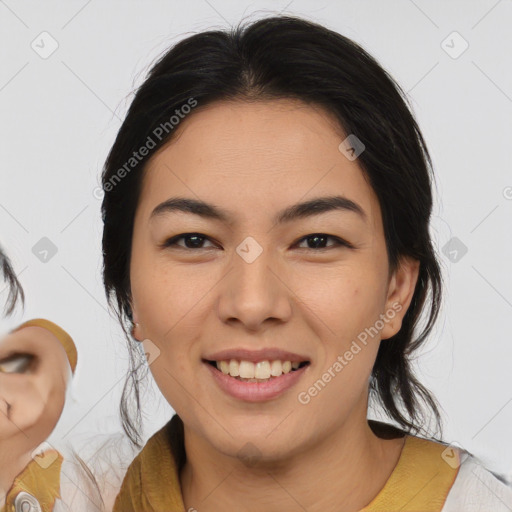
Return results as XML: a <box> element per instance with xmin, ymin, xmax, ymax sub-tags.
<box><xmin>228</xmin><ymin>359</ymin><xmax>239</xmax><ymax>377</ymax></box>
<box><xmin>215</xmin><ymin>359</ymin><xmax>305</xmax><ymax>379</ymax></box>
<box><xmin>255</xmin><ymin>361</ymin><xmax>271</xmax><ymax>379</ymax></box>
<box><xmin>219</xmin><ymin>360</ymin><xmax>230</xmax><ymax>375</ymax></box>
<box><xmin>270</xmin><ymin>360</ymin><xmax>282</xmax><ymax>377</ymax></box>
<box><xmin>239</xmin><ymin>361</ymin><xmax>255</xmax><ymax>378</ymax></box>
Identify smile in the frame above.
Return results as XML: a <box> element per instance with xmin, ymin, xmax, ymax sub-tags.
<box><xmin>208</xmin><ymin>359</ymin><xmax>309</xmax><ymax>382</ymax></box>
<box><xmin>203</xmin><ymin>358</ymin><xmax>311</xmax><ymax>402</ymax></box>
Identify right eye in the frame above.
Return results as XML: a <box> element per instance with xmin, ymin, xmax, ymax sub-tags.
<box><xmin>0</xmin><ymin>353</ymin><xmax>35</xmax><ymax>374</ymax></box>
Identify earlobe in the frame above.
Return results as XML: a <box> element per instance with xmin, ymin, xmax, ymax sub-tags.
<box><xmin>380</xmin><ymin>257</ymin><xmax>420</xmax><ymax>340</ymax></box>
<box><xmin>130</xmin><ymin>305</ymin><xmax>140</xmax><ymax>341</ymax></box>
<box><xmin>130</xmin><ymin>310</ymin><xmax>143</xmax><ymax>342</ymax></box>
<box><xmin>131</xmin><ymin>321</ymin><xmax>142</xmax><ymax>342</ymax></box>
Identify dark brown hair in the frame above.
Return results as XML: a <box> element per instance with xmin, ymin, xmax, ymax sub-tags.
<box><xmin>101</xmin><ymin>15</ymin><xmax>444</xmax><ymax>447</ymax></box>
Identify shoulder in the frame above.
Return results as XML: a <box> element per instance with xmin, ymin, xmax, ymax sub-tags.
<box><xmin>112</xmin><ymin>420</ymin><xmax>173</xmax><ymax>509</ymax></box>
<box><xmin>365</xmin><ymin>425</ymin><xmax>510</xmax><ymax>511</ymax></box>
<box><xmin>113</xmin><ymin>417</ymin><xmax>185</xmax><ymax>511</ymax></box>
<box><xmin>118</xmin><ymin>418</ymin><xmax>174</xmax><ymax>476</ymax></box>
<box><xmin>401</xmin><ymin>435</ymin><xmax>512</xmax><ymax>511</ymax></box>
<box><xmin>441</xmin><ymin>453</ymin><xmax>512</xmax><ymax>511</ymax></box>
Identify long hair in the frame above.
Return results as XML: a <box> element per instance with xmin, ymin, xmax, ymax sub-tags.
<box><xmin>101</xmin><ymin>15</ymin><xmax>444</xmax><ymax>447</ymax></box>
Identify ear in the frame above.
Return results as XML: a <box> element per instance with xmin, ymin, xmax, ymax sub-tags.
<box><xmin>130</xmin><ymin>309</ymin><xmax>144</xmax><ymax>341</ymax></box>
<box><xmin>380</xmin><ymin>256</ymin><xmax>420</xmax><ymax>340</ymax></box>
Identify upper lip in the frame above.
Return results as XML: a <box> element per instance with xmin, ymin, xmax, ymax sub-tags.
<box><xmin>203</xmin><ymin>348</ymin><xmax>310</xmax><ymax>363</ymax></box>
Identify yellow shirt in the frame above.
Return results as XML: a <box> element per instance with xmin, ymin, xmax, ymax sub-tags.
<box><xmin>1</xmin><ymin>449</ymin><xmax>63</xmax><ymax>512</ymax></box>
<box><xmin>113</xmin><ymin>415</ymin><xmax>460</xmax><ymax>512</ymax></box>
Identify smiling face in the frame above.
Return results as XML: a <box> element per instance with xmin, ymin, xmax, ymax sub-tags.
<box><xmin>130</xmin><ymin>98</ymin><xmax>419</xmax><ymax>461</ymax></box>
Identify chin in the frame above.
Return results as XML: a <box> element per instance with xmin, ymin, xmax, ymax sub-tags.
<box><xmin>207</xmin><ymin>424</ymin><xmax>304</xmax><ymax>465</ymax></box>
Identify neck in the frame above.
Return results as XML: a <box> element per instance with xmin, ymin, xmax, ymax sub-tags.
<box><xmin>180</xmin><ymin>410</ymin><xmax>406</xmax><ymax>512</ymax></box>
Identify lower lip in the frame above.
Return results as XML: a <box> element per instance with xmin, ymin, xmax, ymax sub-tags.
<box><xmin>204</xmin><ymin>362</ymin><xmax>309</xmax><ymax>402</ymax></box>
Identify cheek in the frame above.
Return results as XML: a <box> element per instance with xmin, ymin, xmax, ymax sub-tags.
<box><xmin>131</xmin><ymin>240</ymin><xmax>208</xmax><ymax>333</ymax></box>
<box><xmin>296</xmin><ymin>337</ymin><xmax>380</xmax><ymax>440</ymax></box>
<box><xmin>130</xmin><ymin>249</ymin><xmax>212</xmax><ymax>406</ymax></box>
<box><xmin>296</xmin><ymin>264</ymin><xmax>386</xmax><ymax>342</ymax></box>
<box><xmin>147</xmin><ymin>345</ymin><xmax>196</xmax><ymax>415</ymax></box>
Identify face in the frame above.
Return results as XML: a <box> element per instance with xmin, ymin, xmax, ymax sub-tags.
<box><xmin>130</xmin><ymin>99</ymin><xmax>419</xmax><ymax>462</ymax></box>
<box><xmin>0</xmin><ymin>325</ymin><xmax>70</xmax><ymax>444</ymax></box>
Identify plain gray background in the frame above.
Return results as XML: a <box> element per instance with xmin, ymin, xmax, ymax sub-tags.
<box><xmin>1</xmin><ymin>0</ymin><xmax>511</xmax><ymax>477</ymax></box>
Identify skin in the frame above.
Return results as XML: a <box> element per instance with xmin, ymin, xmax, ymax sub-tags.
<box><xmin>0</xmin><ymin>325</ymin><xmax>70</xmax><ymax>501</ymax></box>
<box><xmin>130</xmin><ymin>98</ymin><xmax>420</xmax><ymax>512</ymax></box>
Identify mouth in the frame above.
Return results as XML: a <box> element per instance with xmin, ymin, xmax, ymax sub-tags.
<box><xmin>204</xmin><ymin>359</ymin><xmax>310</xmax><ymax>382</ymax></box>
<box><xmin>202</xmin><ymin>356</ymin><xmax>311</xmax><ymax>402</ymax></box>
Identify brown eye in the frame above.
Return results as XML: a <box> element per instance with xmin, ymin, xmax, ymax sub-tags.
<box><xmin>0</xmin><ymin>353</ymin><xmax>35</xmax><ymax>374</ymax></box>
<box><xmin>294</xmin><ymin>233</ymin><xmax>353</xmax><ymax>250</ymax></box>
<box><xmin>162</xmin><ymin>233</ymin><xmax>218</xmax><ymax>250</ymax></box>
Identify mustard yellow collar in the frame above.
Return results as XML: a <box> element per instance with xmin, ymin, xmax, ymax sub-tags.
<box><xmin>114</xmin><ymin>415</ymin><xmax>459</xmax><ymax>511</ymax></box>
<box><xmin>2</xmin><ymin>449</ymin><xmax>63</xmax><ymax>512</ymax></box>
<box><xmin>361</xmin><ymin>435</ymin><xmax>459</xmax><ymax>510</ymax></box>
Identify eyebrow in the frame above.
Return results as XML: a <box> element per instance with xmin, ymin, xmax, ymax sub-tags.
<box><xmin>150</xmin><ymin>195</ymin><xmax>367</xmax><ymax>226</ymax></box>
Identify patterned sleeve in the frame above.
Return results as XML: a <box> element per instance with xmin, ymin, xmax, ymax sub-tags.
<box><xmin>442</xmin><ymin>454</ymin><xmax>512</xmax><ymax>511</ymax></box>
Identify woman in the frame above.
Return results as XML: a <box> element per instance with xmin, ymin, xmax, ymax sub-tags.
<box><xmin>100</xmin><ymin>15</ymin><xmax>512</xmax><ymax>511</ymax></box>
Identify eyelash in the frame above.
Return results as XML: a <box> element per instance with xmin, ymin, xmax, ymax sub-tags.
<box><xmin>161</xmin><ymin>232</ymin><xmax>353</xmax><ymax>251</ymax></box>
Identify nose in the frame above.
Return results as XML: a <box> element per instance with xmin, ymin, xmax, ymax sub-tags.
<box><xmin>216</xmin><ymin>244</ymin><xmax>293</xmax><ymax>332</ymax></box>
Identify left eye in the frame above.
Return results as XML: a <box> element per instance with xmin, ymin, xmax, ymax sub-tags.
<box><xmin>295</xmin><ymin>233</ymin><xmax>350</xmax><ymax>250</ymax></box>
<box><xmin>0</xmin><ymin>353</ymin><xmax>35</xmax><ymax>374</ymax></box>
<box><xmin>163</xmin><ymin>233</ymin><xmax>350</xmax><ymax>251</ymax></box>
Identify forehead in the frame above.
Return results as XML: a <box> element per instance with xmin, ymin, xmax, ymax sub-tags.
<box><xmin>141</xmin><ymin>99</ymin><xmax>381</xmax><ymax>229</ymax></box>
